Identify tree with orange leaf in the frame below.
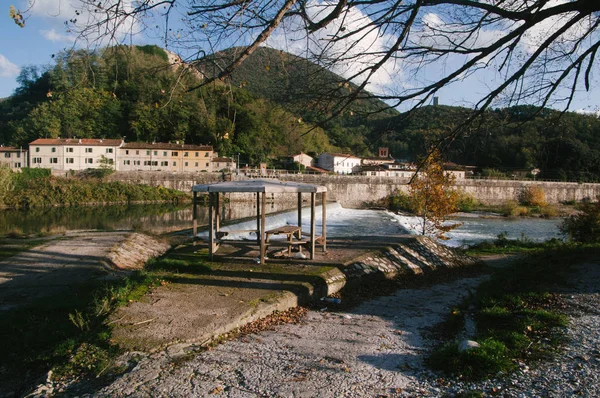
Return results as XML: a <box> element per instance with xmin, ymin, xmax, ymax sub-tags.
<box><xmin>409</xmin><ymin>149</ymin><xmax>460</xmax><ymax>239</ymax></box>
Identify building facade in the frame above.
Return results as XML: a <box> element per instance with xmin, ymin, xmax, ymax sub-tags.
<box><xmin>29</xmin><ymin>138</ymin><xmax>122</xmax><ymax>171</ymax></box>
<box><xmin>317</xmin><ymin>153</ymin><xmax>362</xmax><ymax>174</ymax></box>
<box><xmin>118</xmin><ymin>143</ymin><xmax>214</xmax><ymax>172</ymax></box>
<box><xmin>0</xmin><ymin>146</ymin><xmax>28</xmax><ymax>169</ymax></box>
<box><xmin>290</xmin><ymin>152</ymin><xmax>314</xmax><ymax>168</ymax></box>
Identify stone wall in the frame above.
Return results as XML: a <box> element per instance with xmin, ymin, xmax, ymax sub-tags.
<box><xmin>108</xmin><ymin>171</ymin><xmax>600</xmax><ymax>207</ymax></box>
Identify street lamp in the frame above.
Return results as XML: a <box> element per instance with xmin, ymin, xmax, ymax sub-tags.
<box><xmin>236</xmin><ymin>153</ymin><xmax>240</xmax><ymax>174</ymax></box>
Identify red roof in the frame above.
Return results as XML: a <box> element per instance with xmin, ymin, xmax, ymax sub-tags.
<box><xmin>211</xmin><ymin>157</ymin><xmax>234</xmax><ymax>162</ymax></box>
<box><xmin>122</xmin><ymin>142</ymin><xmax>213</xmax><ymax>151</ymax></box>
<box><xmin>30</xmin><ymin>138</ymin><xmax>123</xmax><ymax>146</ymax></box>
<box><xmin>0</xmin><ymin>146</ymin><xmax>23</xmax><ymax>152</ymax></box>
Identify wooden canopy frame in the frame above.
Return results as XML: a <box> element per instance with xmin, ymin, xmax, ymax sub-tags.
<box><xmin>192</xmin><ymin>179</ymin><xmax>327</xmax><ymax>265</ymax></box>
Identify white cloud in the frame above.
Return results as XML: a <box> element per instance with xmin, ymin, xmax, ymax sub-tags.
<box><xmin>265</xmin><ymin>0</ymin><xmax>403</xmax><ymax>96</ymax></box>
<box><xmin>41</xmin><ymin>28</ymin><xmax>75</xmax><ymax>43</ymax></box>
<box><xmin>0</xmin><ymin>54</ymin><xmax>20</xmax><ymax>78</ymax></box>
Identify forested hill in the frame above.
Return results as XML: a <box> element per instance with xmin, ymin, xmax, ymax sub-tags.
<box><xmin>371</xmin><ymin>105</ymin><xmax>600</xmax><ymax>181</ymax></box>
<box><xmin>0</xmin><ymin>45</ymin><xmax>335</xmax><ymax>164</ymax></box>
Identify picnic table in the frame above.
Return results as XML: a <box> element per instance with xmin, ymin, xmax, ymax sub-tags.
<box><xmin>265</xmin><ymin>225</ymin><xmax>306</xmax><ymax>257</ymax></box>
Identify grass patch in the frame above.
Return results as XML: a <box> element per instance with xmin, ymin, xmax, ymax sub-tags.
<box><xmin>428</xmin><ymin>244</ymin><xmax>599</xmax><ymax>380</ymax></box>
<box><xmin>465</xmin><ymin>232</ymin><xmax>565</xmax><ymax>255</ymax></box>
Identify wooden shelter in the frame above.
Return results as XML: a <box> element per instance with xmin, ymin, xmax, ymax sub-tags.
<box><xmin>192</xmin><ymin>179</ymin><xmax>327</xmax><ymax>264</ymax></box>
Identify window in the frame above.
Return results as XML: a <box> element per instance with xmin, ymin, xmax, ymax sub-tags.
<box><xmin>146</xmin><ymin>150</ymin><xmax>151</xmax><ymax>155</ymax></box>
<box><xmin>153</xmin><ymin>151</ymin><xmax>157</xmax><ymax>156</ymax></box>
<box><xmin>195</xmin><ymin>152</ymin><xmax>199</xmax><ymax>157</ymax></box>
<box><xmin>205</xmin><ymin>152</ymin><xmax>209</xmax><ymax>157</ymax></box>
<box><xmin>195</xmin><ymin>162</ymin><xmax>198</xmax><ymax>167</ymax></box>
<box><xmin>161</xmin><ymin>161</ymin><xmax>168</xmax><ymax>166</ymax></box>
<box><xmin>184</xmin><ymin>152</ymin><xmax>188</xmax><ymax>157</ymax></box>
<box><xmin>152</xmin><ymin>161</ymin><xmax>158</xmax><ymax>166</ymax></box>
<box><xmin>4</xmin><ymin>153</ymin><xmax>9</xmax><ymax>158</ymax></box>
<box><xmin>172</xmin><ymin>151</ymin><xmax>178</xmax><ymax>156</ymax></box>
<box><xmin>50</xmin><ymin>158</ymin><xmax>58</xmax><ymax>164</ymax></box>
<box><xmin>16</xmin><ymin>152</ymin><xmax>20</xmax><ymax>158</ymax></box>
<box><xmin>184</xmin><ymin>162</ymin><xmax>188</xmax><ymax>166</ymax></box>
<box><xmin>85</xmin><ymin>148</ymin><xmax>93</xmax><ymax>153</ymax></box>
<box><xmin>143</xmin><ymin>161</ymin><xmax>149</xmax><ymax>166</ymax></box>
<box><xmin>134</xmin><ymin>160</ymin><xmax>140</xmax><ymax>166</ymax></box>
<box><xmin>32</xmin><ymin>157</ymin><xmax>41</xmax><ymax>164</ymax></box>
<box><xmin>51</xmin><ymin>147</ymin><xmax>56</xmax><ymax>153</ymax></box>
<box><xmin>173</xmin><ymin>161</ymin><xmax>177</xmax><ymax>166</ymax></box>
<box><xmin>136</xmin><ymin>150</ymin><xmax>139</xmax><ymax>155</ymax></box>
<box><xmin>66</xmin><ymin>147</ymin><xmax>73</xmax><ymax>153</ymax></box>
<box><xmin>206</xmin><ymin>163</ymin><xmax>209</xmax><ymax>167</ymax></box>
<box><xmin>15</xmin><ymin>162</ymin><xmax>21</xmax><ymax>168</ymax></box>
<box><xmin>124</xmin><ymin>160</ymin><xmax>130</xmax><ymax>165</ymax></box>
<box><xmin>163</xmin><ymin>151</ymin><xmax>167</xmax><ymax>156</ymax></box>
<box><xmin>35</xmin><ymin>147</ymin><xmax>40</xmax><ymax>152</ymax></box>
<box><xmin>106</xmin><ymin>148</ymin><xmax>113</xmax><ymax>154</ymax></box>
<box><xmin>125</xmin><ymin>150</ymin><xmax>129</xmax><ymax>155</ymax></box>
<box><xmin>85</xmin><ymin>158</ymin><xmax>93</xmax><ymax>164</ymax></box>
<box><xmin>66</xmin><ymin>158</ymin><xmax>74</xmax><ymax>164</ymax></box>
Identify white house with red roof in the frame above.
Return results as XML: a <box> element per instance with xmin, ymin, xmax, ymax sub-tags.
<box><xmin>29</xmin><ymin>138</ymin><xmax>123</xmax><ymax>171</ymax></box>
<box><xmin>317</xmin><ymin>152</ymin><xmax>362</xmax><ymax>174</ymax></box>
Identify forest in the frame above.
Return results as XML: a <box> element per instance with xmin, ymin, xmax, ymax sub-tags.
<box><xmin>2</xmin><ymin>45</ymin><xmax>600</xmax><ymax>180</ymax></box>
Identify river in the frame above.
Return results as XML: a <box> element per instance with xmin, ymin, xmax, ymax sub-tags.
<box><xmin>0</xmin><ymin>202</ymin><xmax>563</xmax><ymax>246</ymax></box>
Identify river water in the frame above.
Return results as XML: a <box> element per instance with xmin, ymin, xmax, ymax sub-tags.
<box><xmin>0</xmin><ymin>202</ymin><xmax>563</xmax><ymax>246</ymax></box>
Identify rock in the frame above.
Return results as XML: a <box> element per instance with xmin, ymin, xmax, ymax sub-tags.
<box><xmin>458</xmin><ymin>340</ymin><xmax>481</xmax><ymax>352</ymax></box>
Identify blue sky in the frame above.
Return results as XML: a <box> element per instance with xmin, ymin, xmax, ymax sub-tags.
<box><xmin>1</xmin><ymin>1</ymin><xmax>599</xmax><ymax>113</ymax></box>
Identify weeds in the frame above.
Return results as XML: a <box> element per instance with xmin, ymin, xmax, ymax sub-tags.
<box><xmin>428</xmin><ymin>245</ymin><xmax>598</xmax><ymax>380</ymax></box>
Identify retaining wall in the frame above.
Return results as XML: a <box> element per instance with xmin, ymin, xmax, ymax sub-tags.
<box><xmin>108</xmin><ymin>171</ymin><xmax>600</xmax><ymax>207</ymax></box>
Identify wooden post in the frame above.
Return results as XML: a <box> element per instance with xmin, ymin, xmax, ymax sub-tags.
<box><xmin>215</xmin><ymin>192</ymin><xmax>221</xmax><ymax>234</ymax></box>
<box><xmin>310</xmin><ymin>192</ymin><xmax>316</xmax><ymax>260</ymax></box>
<box><xmin>256</xmin><ymin>192</ymin><xmax>261</xmax><ymax>244</ymax></box>
<box><xmin>322</xmin><ymin>191</ymin><xmax>327</xmax><ymax>252</ymax></box>
<box><xmin>209</xmin><ymin>192</ymin><xmax>215</xmax><ymax>259</ymax></box>
<box><xmin>297</xmin><ymin>192</ymin><xmax>302</xmax><ymax>239</ymax></box>
<box><xmin>192</xmin><ymin>191</ymin><xmax>198</xmax><ymax>242</ymax></box>
<box><xmin>260</xmin><ymin>192</ymin><xmax>267</xmax><ymax>264</ymax></box>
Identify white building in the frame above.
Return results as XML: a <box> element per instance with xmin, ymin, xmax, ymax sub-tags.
<box><xmin>317</xmin><ymin>153</ymin><xmax>361</xmax><ymax>174</ymax></box>
<box><xmin>211</xmin><ymin>157</ymin><xmax>236</xmax><ymax>172</ymax></box>
<box><xmin>290</xmin><ymin>152</ymin><xmax>313</xmax><ymax>168</ymax></box>
<box><xmin>0</xmin><ymin>146</ymin><xmax>27</xmax><ymax>169</ymax></box>
<box><xmin>29</xmin><ymin>138</ymin><xmax>123</xmax><ymax>171</ymax></box>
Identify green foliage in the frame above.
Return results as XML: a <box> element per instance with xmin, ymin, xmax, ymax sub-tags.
<box><xmin>560</xmin><ymin>197</ymin><xmax>600</xmax><ymax>243</ymax></box>
<box><xmin>428</xmin><ymin>338</ymin><xmax>514</xmax><ymax>379</ymax></box>
<box><xmin>1</xmin><ymin>173</ymin><xmax>187</xmax><ymax>209</ymax></box>
<box><xmin>386</xmin><ymin>190</ymin><xmax>413</xmax><ymax>212</ymax></box>
<box><xmin>455</xmin><ymin>191</ymin><xmax>479</xmax><ymax>211</ymax></box>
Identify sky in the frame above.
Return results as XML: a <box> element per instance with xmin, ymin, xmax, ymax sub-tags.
<box><xmin>1</xmin><ymin>0</ymin><xmax>599</xmax><ymax>113</ymax></box>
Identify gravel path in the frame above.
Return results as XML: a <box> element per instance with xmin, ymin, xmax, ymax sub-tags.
<box><xmin>91</xmin><ymin>262</ymin><xmax>600</xmax><ymax>398</ymax></box>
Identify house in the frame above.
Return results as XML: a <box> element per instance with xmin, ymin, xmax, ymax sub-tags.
<box><xmin>118</xmin><ymin>142</ymin><xmax>214</xmax><ymax>172</ymax></box>
<box><xmin>317</xmin><ymin>153</ymin><xmax>361</xmax><ymax>174</ymax></box>
<box><xmin>0</xmin><ymin>146</ymin><xmax>27</xmax><ymax>169</ymax></box>
<box><xmin>29</xmin><ymin>138</ymin><xmax>123</xmax><ymax>171</ymax></box>
<box><xmin>211</xmin><ymin>157</ymin><xmax>236</xmax><ymax>172</ymax></box>
<box><xmin>289</xmin><ymin>152</ymin><xmax>313</xmax><ymax>168</ymax></box>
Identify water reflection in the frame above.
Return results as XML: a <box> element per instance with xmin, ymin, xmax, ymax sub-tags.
<box><xmin>0</xmin><ymin>201</ymin><xmax>295</xmax><ymax>235</ymax></box>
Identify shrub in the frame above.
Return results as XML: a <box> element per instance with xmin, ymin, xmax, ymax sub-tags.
<box><xmin>518</xmin><ymin>185</ymin><xmax>547</xmax><ymax>207</ymax></box>
<box><xmin>455</xmin><ymin>191</ymin><xmax>479</xmax><ymax>211</ymax></box>
<box><xmin>387</xmin><ymin>190</ymin><xmax>413</xmax><ymax>212</ymax></box>
<box><xmin>560</xmin><ymin>197</ymin><xmax>600</xmax><ymax>243</ymax></box>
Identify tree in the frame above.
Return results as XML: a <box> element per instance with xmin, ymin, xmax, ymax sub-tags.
<box><xmin>409</xmin><ymin>149</ymin><xmax>460</xmax><ymax>238</ymax></box>
<box><xmin>560</xmin><ymin>197</ymin><xmax>600</xmax><ymax>243</ymax></box>
<box><xmin>37</xmin><ymin>1</ymin><xmax>599</xmax><ymax>121</ymax></box>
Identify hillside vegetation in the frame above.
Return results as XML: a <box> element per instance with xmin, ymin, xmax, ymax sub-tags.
<box><xmin>2</xmin><ymin>45</ymin><xmax>600</xmax><ymax>180</ymax></box>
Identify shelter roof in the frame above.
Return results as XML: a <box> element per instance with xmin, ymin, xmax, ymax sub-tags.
<box><xmin>192</xmin><ymin>179</ymin><xmax>326</xmax><ymax>193</ymax></box>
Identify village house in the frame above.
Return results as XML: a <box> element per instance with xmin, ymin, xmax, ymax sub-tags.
<box><xmin>289</xmin><ymin>152</ymin><xmax>314</xmax><ymax>168</ymax></box>
<box><xmin>317</xmin><ymin>152</ymin><xmax>362</xmax><ymax>174</ymax></box>
<box><xmin>29</xmin><ymin>138</ymin><xmax>123</xmax><ymax>171</ymax></box>
<box><xmin>211</xmin><ymin>157</ymin><xmax>236</xmax><ymax>172</ymax></box>
<box><xmin>0</xmin><ymin>146</ymin><xmax>28</xmax><ymax>169</ymax></box>
<box><xmin>118</xmin><ymin>142</ymin><xmax>214</xmax><ymax>172</ymax></box>
<box><xmin>361</xmin><ymin>147</ymin><xmax>395</xmax><ymax>166</ymax></box>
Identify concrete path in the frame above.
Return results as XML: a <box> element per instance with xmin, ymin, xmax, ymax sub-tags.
<box><xmin>93</xmin><ymin>274</ymin><xmax>488</xmax><ymax>397</ymax></box>
<box><xmin>0</xmin><ymin>231</ymin><xmax>169</xmax><ymax>311</ymax></box>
